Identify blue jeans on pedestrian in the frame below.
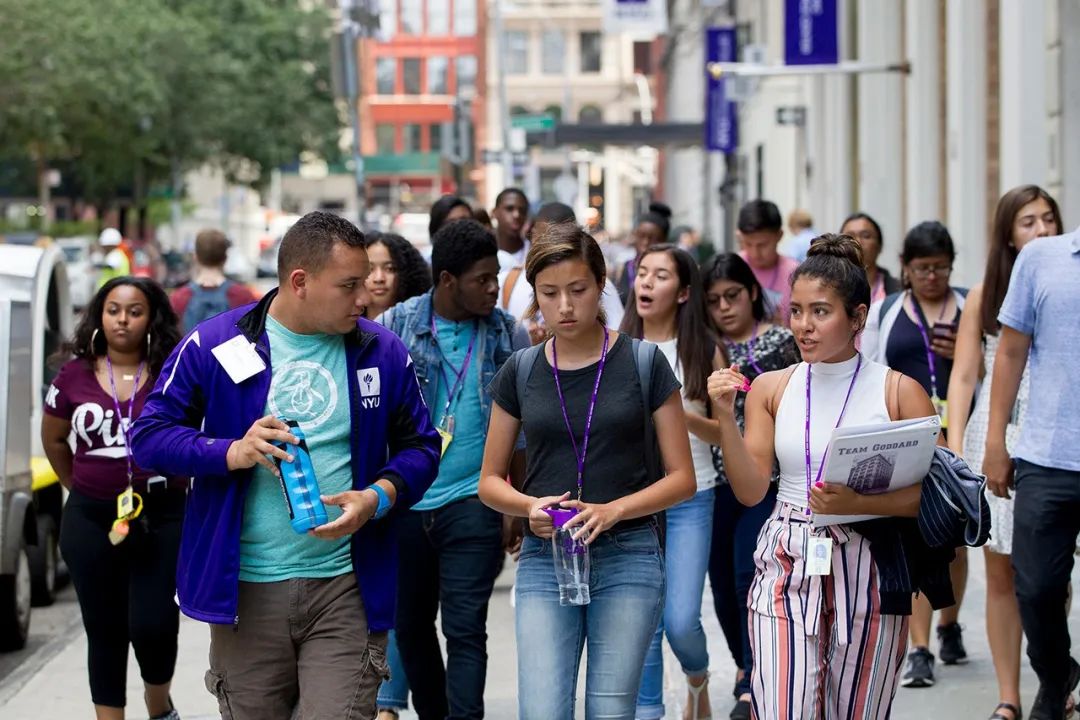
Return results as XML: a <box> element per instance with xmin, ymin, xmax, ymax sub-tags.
<box><xmin>515</xmin><ymin>522</ymin><xmax>665</xmax><ymax>720</ymax></box>
<box><xmin>376</xmin><ymin>630</ymin><xmax>409</xmax><ymax>711</ymax></box>
<box><xmin>636</xmin><ymin>487</ymin><xmax>715</xmax><ymax>719</ymax></box>
<box><xmin>708</xmin><ymin>482</ymin><xmax>777</xmax><ymax>698</ymax></box>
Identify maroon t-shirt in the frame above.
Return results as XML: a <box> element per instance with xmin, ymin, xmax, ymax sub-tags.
<box><xmin>44</xmin><ymin>359</ymin><xmax>157</xmax><ymax>500</ymax></box>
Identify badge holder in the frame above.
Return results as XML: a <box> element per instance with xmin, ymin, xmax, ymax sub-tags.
<box><xmin>806</xmin><ymin>535</ymin><xmax>833</xmax><ymax>576</ymax></box>
<box><xmin>933</xmin><ymin>397</ymin><xmax>949</xmax><ymax>429</ymax></box>
<box><xmin>109</xmin><ymin>486</ymin><xmax>144</xmax><ymax>545</ymax></box>
<box><xmin>436</xmin><ymin>414</ymin><xmax>455</xmax><ymax>457</ymax></box>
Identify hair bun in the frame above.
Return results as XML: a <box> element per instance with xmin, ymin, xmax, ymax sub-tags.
<box><xmin>648</xmin><ymin>202</ymin><xmax>672</xmax><ymax>220</ymax></box>
<box><xmin>807</xmin><ymin>233</ymin><xmax>864</xmax><ymax>266</ymax></box>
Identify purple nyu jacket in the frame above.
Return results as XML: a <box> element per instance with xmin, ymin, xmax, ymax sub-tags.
<box><xmin>131</xmin><ymin>290</ymin><xmax>440</xmax><ymax>631</ymax></box>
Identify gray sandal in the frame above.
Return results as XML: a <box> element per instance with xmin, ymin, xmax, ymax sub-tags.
<box><xmin>989</xmin><ymin>702</ymin><xmax>1021</xmax><ymax>720</ymax></box>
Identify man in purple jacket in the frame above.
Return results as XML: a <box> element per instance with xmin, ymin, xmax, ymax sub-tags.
<box><xmin>132</xmin><ymin>212</ymin><xmax>440</xmax><ymax>720</ymax></box>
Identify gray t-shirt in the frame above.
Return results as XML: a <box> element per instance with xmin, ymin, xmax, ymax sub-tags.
<box><xmin>487</xmin><ymin>334</ymin><xmax>680</xmax><ymax>531</ymax></box>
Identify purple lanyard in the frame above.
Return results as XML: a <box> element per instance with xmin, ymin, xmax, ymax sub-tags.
<box><xmin>430</xmin><ymin>309</ymin><xmax>478</xmax><ymax>417</ymax></box>
<box><xmin>105</xmin><ymin>357</ymin><xmax>145</xmax><ymax>484</ymax></box>
<box><xmin>552</xmin><ymin>328</ymin><xmax>610</xmax><ymax>500</ymax></box>
<box><xmin>804</xmin><ymin>355</ymin><xmax>862</xmax><ymax>514</ymax></box>
<box><xmin>906</xmin><ymin>292</ymin><xmax>947</xmax><ymax>401</ymax></box>
<box><xmin>744</xmin><ymin>322</ymin><xmax>766</xmax><ymax>376</ymax></box>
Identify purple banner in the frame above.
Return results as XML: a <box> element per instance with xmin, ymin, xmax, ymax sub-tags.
<box><xmin>705</xmin><ymin>27</ymin><xmax>737</xmax><ymax>153</ymax></box>
<box><xmin>784</xmin><ymin>0</ymin><xmax>838</xmax><ymax>65</ymax></box>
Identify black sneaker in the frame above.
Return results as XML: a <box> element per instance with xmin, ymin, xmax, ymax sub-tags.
<box><xmin>938</xmin><ymin>622</ymin><xmax>969</xmax><ymax>665</ymax></box>
<box><xmin>901</xmin><ymin>647</ymin><xmax>936</xmax><ymax>688</ymax></box>
<box><xmin>1030</xmin><ymin>657</ymin><xmax>1080</xmax><ymax>720</ymax></box>
<box><xmin>729</xmin><ymin>699</ymin><xmax>751</xmax><ymax>720</ymax></box>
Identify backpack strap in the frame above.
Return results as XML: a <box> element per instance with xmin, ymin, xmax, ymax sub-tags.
<box><xmin>879</xmin><ymin>290</ymin><xmax>903</xmax><ymax>324</ymax></box>
<box><xmin>502</xmin><ymin>267</ymin><xmax>524</xmax><ymax>311</ymax></box>
<box><xmin>632</xmin><ymin>338</ymin><xmax>663</xmax><ymax>482</ymax></box>
<box><xmin>768</xmin><ymin>365</ymin><xmax>800</xmax><ymax>417</ymax></box>
<box><xmin>886</xmin><ymin>369</ymin><xmax>903</xmax><ymax>421</ymax></box>
<box><xmin>514</xmin><ymin>342</ymin><xmax>546</xmax><ymax>411</ymax></box>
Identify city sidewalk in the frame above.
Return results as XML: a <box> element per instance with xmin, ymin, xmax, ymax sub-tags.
<box><xmin>1</xmin><ymin>551</ymin><xmax>1077</xmax><ymax>719</ymax></box>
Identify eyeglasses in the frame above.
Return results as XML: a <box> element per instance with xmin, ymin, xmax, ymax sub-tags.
<box><xmin>847</xmin><ymin>230</ymin><xmax>879</xmax><ymax>242</ymax></box>
<box><xmin>707</xmin><ymin>286</ymin><xmax>748</xmax><ymax>307</ymax></box>
<box><xmin>907</xmin><ymin>264</ymin><xmax>953</xmax><ymax>279</ymax></box>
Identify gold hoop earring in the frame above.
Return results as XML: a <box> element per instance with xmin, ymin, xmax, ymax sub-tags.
<box><xmin>90</xmin><ymin>328</ymin><xmax>100</xmax><ymax>354</ymax></box>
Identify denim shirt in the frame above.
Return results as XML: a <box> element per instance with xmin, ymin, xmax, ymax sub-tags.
<box><xmin>379</xmin><ymin>291</ymin><xmax>530</xmax><ymax>420</ymax></box>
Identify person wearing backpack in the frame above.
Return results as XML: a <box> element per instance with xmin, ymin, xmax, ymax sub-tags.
<box><xmin>479</xmin><ymin>222</ymin><xmax>695</xmax><ymax>720</ymax></box>
<box><xmin>170</xmin><ymin>229</ymin><xmax>258</xmax><ymax>332</ymax></box>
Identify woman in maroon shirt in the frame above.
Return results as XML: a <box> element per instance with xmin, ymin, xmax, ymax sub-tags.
<box><xmin>41</xmin><ymin>277</ymin><xmax>182</xmax><ymax>720</ymax></box>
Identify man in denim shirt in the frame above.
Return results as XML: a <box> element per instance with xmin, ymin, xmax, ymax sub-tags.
<box><xmin>985</xmin><ymin>228</ymin><xmax>1080</xmax><ymax>720</ymax></box>
<box><xmin>379</xmin><ymin>219</ymin><xmax>529</xmax><ymax>719</ymax></box>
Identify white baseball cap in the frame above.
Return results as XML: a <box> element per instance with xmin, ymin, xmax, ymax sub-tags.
<box><xmin>98</xmin><ymin>228</ymin><xmax>122</xmax><ymax>247</ymax></box>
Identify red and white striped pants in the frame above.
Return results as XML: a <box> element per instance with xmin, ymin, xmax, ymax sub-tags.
<box><xmin>748</xmin><ymin>503</ymin><xmax>909</xmax><ymax>720</ymax></box>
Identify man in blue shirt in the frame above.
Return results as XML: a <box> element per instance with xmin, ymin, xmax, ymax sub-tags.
<box><xmin>380</xmin><ymin>219</ymin><xmax>528</xmax><ymax>719</ymax></box>
<box><xmin>132</xmin><ymin>212</ymin><xmax>440</xmax><ymax>720</ymax></box>
<box><xmin>985</xmin><ymin>228</ymin><xmax>1080</xmax><ymax>720</ymax></box>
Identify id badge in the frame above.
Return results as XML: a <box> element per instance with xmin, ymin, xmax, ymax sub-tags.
<box><xmin>933</xmin><ymin>397</ymin><xmax>949</xmax><ymax>429</ymax></box>
<box><xmin>211</xmin><ymin>335</ymin><xmax>267</xmax><ymax>384</ymax></box>
<box><xmin>117</xmin><ymin>487</ymin><xmax>135</xmax><ymax>519</ymax></box>
<box><xmin>436</xmin><ymin>414</ymin><xmax>455</xmax><ymax>457</ymax></box>
<box><xmin>806</xmin><ymin>536</ymin><xmax>833</xmax><ymax>576</ymax></box>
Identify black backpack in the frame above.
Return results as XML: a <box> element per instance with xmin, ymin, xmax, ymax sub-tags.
<box><xmin>183</xmin><ymin>280</ymin><xmax>233</xmax><ymax>331</ymax></box>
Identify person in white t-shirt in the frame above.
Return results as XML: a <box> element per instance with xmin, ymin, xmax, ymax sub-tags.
<box><xmin>492</xmin><ymin>188</ymin><xmax>530</xmax><ymax>273</ymax></box>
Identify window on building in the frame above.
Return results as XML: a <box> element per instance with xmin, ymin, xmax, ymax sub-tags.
<box><xmin>506</xmin><ymin>31</ymin><xmax>529</xmax><ymax>75</ymax></box>
<box><xmin>378</xmin><ymin>0</ymin><xmax>397</xmax><ymax>38</ymax></box>
<box><xmin>579</xmin><ymin>105</ymin><xmax>603</xmax><ymax>125</ymax></box>
<box><xmin>403</xmin><ymin>123</ymin><xmax>422</xmax><ymax>153</ymax></box>
<box><xmin>428</xmin><ymin>0</ymin><xmax>449</xmax><ymax>35</ymax></box>
<box><xmin>428</xmin><ymin>56</ymin><xmax>448</xmax><ymax>94</ymax></box>
<box><xmin>376</xmin><ymin>57</ymin><xmax>396</xmax><ymax>94</ymax></box>
<box><xmin>580</xmin><ymin>32</ymin><xmax>602</xmax><ymax>73</ymax></box>
<box><xmin>376</xmin><ymin>124</ymin><xmax>396</xmax><ymax>154</ymax></box>
<box><xmin>633</xmin><ymin>41</ymin><xmax>652</xmax><ymax>75</ymax></box>
<box><xmin>403</xmin><ymin>58</ymin><xmax>421</xmax><ymax>94</ymax></box>
<box><xmin>430</xmin><ymin>123</ymin><xmax>444</xmax><ymax>153</ymax></box>
<box><xmin>454</xmin><ymin>0</ymin><xmax>477</xmax><ymax>36</ymax></box>
<box><xmin>455</xmin><ymin>55</ymin><xmax>477</xmax><ymax>94</ymax></box>
<box><xmin>401</xmin><ymin>0</ymin><xmax>421</xmax><ymax>35</ymax></box>
<box><xmin>541</xmin><ymin>30</ymin><xmax>565</xmax><ymax>74</ymax></box>
<box><xmin>510</xmin><ymin>105</ymin><xmax>531</xmax><ymax>118</ymax></box>
<box><xmin>543</xmin><ymin>104</ymin><xmax>563</xmax><ymax>123</ymax></box>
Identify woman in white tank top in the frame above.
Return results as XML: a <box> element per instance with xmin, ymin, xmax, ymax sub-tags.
<box><xmin>622</xmin><ymin>244</ymin><xmax>727</xmax><ymax>720</ymax></box>
<box><xmin>707</xmin><ymin>235</ymin><xmax>941</xmax><ymax>720</ymax></box>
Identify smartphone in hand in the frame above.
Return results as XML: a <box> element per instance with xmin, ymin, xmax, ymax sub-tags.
<box><xmin>931</xmin><ymin>321</ymin><xmax>957</xmax><ymax>339</ymax></box>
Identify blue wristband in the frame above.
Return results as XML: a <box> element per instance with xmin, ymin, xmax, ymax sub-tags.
<box><xmin>367</xmin><ymin>483</ymin><xmax>392</xmax><ymax>520</ymax></box>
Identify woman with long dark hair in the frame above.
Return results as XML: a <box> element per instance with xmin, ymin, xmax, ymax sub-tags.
<box><xmin>41</xmin><ymin>277</ymin><xmax>183</xmax><ymax>720</ymax></box>
<box><xmin>363</xmin><ymin>231</ymin><xmax>433</xmax><ymax>321</ymax></box>
<box><xmin>621</xmin><ymin>244</ymin><xmax>726</xmax><ymax>720</ymax></box>
<box><xmin>701</xmin><ymin>252</ymin><xmax>800</xmax><ymax>719</ymax></box>
<box><xmin>946</xmin><ymin>185</ymin><xmax>1061</xmax><ymax>720</ymax></box>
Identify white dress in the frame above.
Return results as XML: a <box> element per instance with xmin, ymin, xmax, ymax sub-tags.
<box><xmin>961</xmin><ymin>333</ymin><xmax>1030</xmax><ymax>555</ymax></box>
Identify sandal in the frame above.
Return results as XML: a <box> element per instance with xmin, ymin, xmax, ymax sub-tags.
<box><xmin>989</xmin><ymin>703</ymin><xmax>1021</xmax><ymax>720</ymax></box>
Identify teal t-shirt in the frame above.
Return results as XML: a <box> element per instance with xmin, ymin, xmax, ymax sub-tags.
<box><xmin>239</xmin><ymin>315</ymin><xmax>354</xmax><ymax>582</ymax></box>
<box><xmin>413</xmin><ymin>316</ymin><xmax>486</xmax><ymax>511</ymax></box>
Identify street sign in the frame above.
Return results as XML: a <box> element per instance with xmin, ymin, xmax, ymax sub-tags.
<box><xmin>784</xmin><ymin>0</ymin><xmax>838</xmax><ymax>66</ymax></box>
<box><xmin>602</xmin><ymin>0</ymin><xmax>669</xmax><ymax>36</ymax></box>
<box><xmin>705</xmin><ymin>27</ymin><xmax>738</xmax><ymax>153</ymax></box>
<box><xmin>481</xmin><ymin>150</ymin><xmax>529</xmax><ymax>165</ymax></box>
<box><xmin>510</xmin><ymin>113</ymin><xmax>556</xmax><ymax>133</ymax></box>
<box><xmin>775</xmin><ymin>106</ymin><xmax>807</xmax><ymax>126</ymax></box>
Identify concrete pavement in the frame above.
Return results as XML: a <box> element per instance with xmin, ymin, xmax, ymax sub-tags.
<box><xmin>2</xmin><ymin>550</ymin><xmax>1077</xmax><ymax>719</ymax></box>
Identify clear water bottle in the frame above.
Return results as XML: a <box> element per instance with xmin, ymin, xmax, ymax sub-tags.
<box><xmin>544</xmin><ymin>507</ymin><xmax>591</xmax><ymax>606</ymax></box>
<box><xmin>274</xmin><ymin>419</ymin><xmax>329</xmax><ymax>534</ymax></box>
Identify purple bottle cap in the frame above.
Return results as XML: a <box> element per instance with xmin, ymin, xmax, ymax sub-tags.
<box><xmin>543</xmin><ymin>507</ymin><xmax>578</xmax><ymax>528</ymax></box>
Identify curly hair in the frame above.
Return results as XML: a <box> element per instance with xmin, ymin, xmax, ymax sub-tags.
<box><xmin>363</xmin><ymin>232</ymin><xmax>432</xmax><ymax>305</ymax></box>
<box><xmin>58</xmin><ymin>277</ymin><xmax>182</xmax><ymax>378</ymax></box>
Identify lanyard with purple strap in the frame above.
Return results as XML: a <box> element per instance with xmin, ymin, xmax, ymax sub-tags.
<box><xmin>105</xmin><ymin>357</ymin><xmax>146</xmax><ymax>544</ymax></box>
<box><xmin>551</xmin><ymin>327</ymin><xmax>610</xmax><ymax>501</ymax></box>
<box><xmin>803</xmin><ymin>354</ymin><xmax>862</xmax><ymax>516</ymax></box>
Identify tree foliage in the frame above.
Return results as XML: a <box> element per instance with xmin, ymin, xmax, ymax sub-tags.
<box><xmin>0</xmin><ymin>0</ymin><xmax>343</xmax><ymax>205</ymax></box>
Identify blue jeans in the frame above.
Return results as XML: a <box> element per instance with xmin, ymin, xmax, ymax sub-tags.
<box><xmin>376</xmin><ymin>630</ymin><xmax>409</xmax><ymax>711</ymax></box>
<box><xmin>636</xmin><ymin>488</ymin><xmax>714</xmax><ymax>719</ymax></box>
<box><xmin>708</xmin><ymin>482</ymin><xmax>778</xmax><ymax>697</ymax></box>
<box><xmin>516</xmin><ymin>523</ymin><xmax>665</xmax><ymax>720</ymax></box>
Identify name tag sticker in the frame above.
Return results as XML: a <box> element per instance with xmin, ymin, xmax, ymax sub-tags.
<box><xmin>806</xmin><ymin>536</ymin><xmax>833</xmax><ymax>576</ymax></box>
<box><xmin>211</xmin><ymin>335</ymin><xmax>266</xmax><ymax>384</ymax></box>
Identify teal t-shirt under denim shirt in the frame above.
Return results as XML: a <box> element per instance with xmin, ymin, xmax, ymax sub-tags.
<box><xmin>239</xmin><ymin>315</ymin><xmax>354</xmax><ymax>582</ymax></box>
<box><xmin>412</xmin><ymin>315</ymin><xmax>486</xmax><ymax>511</ymax></box>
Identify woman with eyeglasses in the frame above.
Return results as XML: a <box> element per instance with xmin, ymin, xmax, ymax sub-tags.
<box><xmin>862</xmin><ymin>220</ymin><xmax>969</xmax><ymax>691</ymax></box>
<box><xmin>702</xmin><ymin>253</ymin><xmax>800</xmax><ymax>719</ymax></box>
<box><xmin>840</xmin><ymin>212</ymin><xmax>902</xmax><ymax>305</ymax></box>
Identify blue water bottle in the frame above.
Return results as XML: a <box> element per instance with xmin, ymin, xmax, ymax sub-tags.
<box><xmin>274</xmin><ymin>419</ymin><xmax>328</xmax><ymax>533</ymax></box>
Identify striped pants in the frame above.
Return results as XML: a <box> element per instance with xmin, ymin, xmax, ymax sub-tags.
<box><xmin>748</xmin><ymin>503</ymin><xmax>909</xmax><ymax>720</ymax></box>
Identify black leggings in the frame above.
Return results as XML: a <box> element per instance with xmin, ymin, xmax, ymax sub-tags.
<box><xmin>59</xmin><ymin>486</ymin><xmax>185</xmax><ymax>708</ymax></box>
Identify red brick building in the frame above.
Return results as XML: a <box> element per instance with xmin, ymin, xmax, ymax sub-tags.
<box><xmin>357</xmin><ymin>0</ymin><xmax>487</xmax><ymax>211</ymax></box>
